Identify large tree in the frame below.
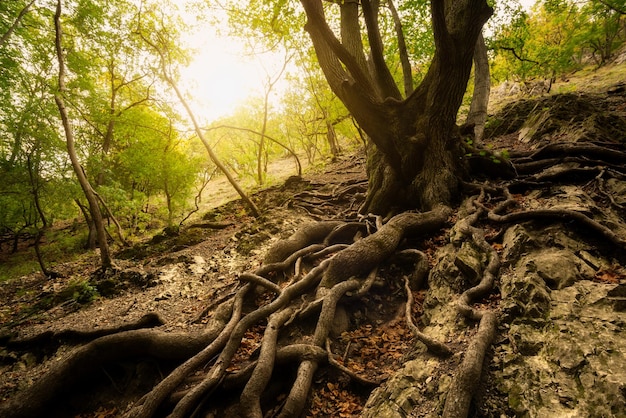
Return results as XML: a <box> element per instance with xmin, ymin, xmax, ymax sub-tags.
<box><xmin>5</xmin><ymin>1</ymin><xmax>626</xmax><ymax>418</ymax></box>
<box><xmin>301</xmin><ymin>0</ymin><xmax>492</xmax><ymax>214</ymax></box>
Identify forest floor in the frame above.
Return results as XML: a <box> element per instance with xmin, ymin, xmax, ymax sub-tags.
<box><xmin>0</xmin><ymin>61</ymin><xmax>625</xmax><ymax>417</ymax></box>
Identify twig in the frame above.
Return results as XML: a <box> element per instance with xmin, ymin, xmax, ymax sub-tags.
<box><xmin>325</xmin><ymin>339</ymin><xmax>380</xmax><ymax>386</ymax></box>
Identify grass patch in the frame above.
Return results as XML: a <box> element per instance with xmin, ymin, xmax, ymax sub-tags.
<box><xmin>0</xmin><ymin>230</ymin><xmax>88</xmax><ymax>284</ymax></box>
<box><xmin>0</xmin><ymin>254</ymin><xmax>40</xmax><ymax>284</ymax></box>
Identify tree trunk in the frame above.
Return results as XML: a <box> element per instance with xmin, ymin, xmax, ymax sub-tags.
<box><xmin>301</xmin><ymin>0</ymin><xmax>493</xmax><ymax>214</ymax></box>
<box><xmin>465</xmin><ymin>32</ymin><xmax>490</xmax><ymax>144</ymax></box>
<box><xmin>325</xmin><ymin>119</ymin><xmax>340</xmax><ymax>160</ymax></box>
<box><xmin>75</xmin><ymin>199</ymin><xmax>97</xmax><ymax>250</ymax></box>
<box><xmin>54</xmin><ymin>0</ymin><xmax>113</xmax><ymax>269</ymax></box>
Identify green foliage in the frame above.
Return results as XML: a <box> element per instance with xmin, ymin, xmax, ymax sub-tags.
<box><xmin>0</xmin><ymin>0</ymin><xmax>213</xmax><ymax>276</ymax></box>
<box><xmin>490</xmin><ymin>0</ymin><xmax>626</xmax><ymax>82</ymax></box>
<box><xmin>104</xmin><ymin>105</ymin><xmax>204</xmax><ymax>226</ymax></box>
<box><xmin>60</xmin><ymin>278</ymin><xmax>99</xmax><ymax>304</ymax></box>
<box><xmin>224</xmin><ymin>0</ymin><xmax>307</xmax><ymax>52</ymax></box>
<box><xmin>397</xmin><ymin>0</ymin><xmax>434</xmax><ymax>81</ymax></box>
<box><xmin>0</xmin><ymin>255</ymin><xmax>39</xmax><ymax>284</ymax></box>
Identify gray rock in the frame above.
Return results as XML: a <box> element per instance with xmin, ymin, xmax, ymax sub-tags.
<box><xmin>495</xmin><ymin>280</ymin><xmax>626</xmax><ymax>417</ymax></box>
<box><xmin>454</xmin><ymin>241</ymin><xmax>483</xmax><ymax>284</ymax></box>
<box><xmin>502</xmin><ymin>224</ymin><xmax>534</xmax><ymax>261</ymax></box>
<box><xmin>531</xmin><ymin>248</ymin><xmax>595</xmax><ymax>289</ymax></box>
<box><xmin>363</xmin><ymin>188</ymin><xmax>626</xmax><ymax>418</ymax></box>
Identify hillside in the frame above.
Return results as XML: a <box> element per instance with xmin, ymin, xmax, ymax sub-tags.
<box><xmin>1</xmin><ymin>63</ymin><xmax>626</xmax><ymax>417</ymax></box>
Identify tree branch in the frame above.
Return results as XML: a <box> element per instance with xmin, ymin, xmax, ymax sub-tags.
<box><xmin>361</xmin><ymin>0</ymin><xmax>402</xmax><ymax>100</ymax></box>
<box><xmin>387</xmin><ymin>0</ymin><xmax>413</xmax><ymax>96</ymax></box>
<box><xmin>0</xmin><ymin>0</ymin><xmax>36</xmax><ymax>48</ymax></box>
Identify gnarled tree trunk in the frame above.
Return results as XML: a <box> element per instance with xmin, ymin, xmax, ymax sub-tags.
<box><xmin>301</xmin><ymin>0</ymin><xmax>493</xmax><ymax>214</ymax></box>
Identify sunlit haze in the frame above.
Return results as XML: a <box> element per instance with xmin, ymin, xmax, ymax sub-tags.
<box><xmin>179</xmin><ymin>25</ymin><xmax>287</xmax><ymax>125</ymax></box>
<box><xmin>181</xmin><ymin>31</ymin><xmax>255</xmax><ymax>123</ymax></box>
<box><xmin>178</xmin><ymin>0</ymin><xmax>537</xmax><ymax>125</ymax></box>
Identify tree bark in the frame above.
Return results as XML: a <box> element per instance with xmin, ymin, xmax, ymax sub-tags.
<box><xmin>325</xmin><ymin>119</ymin><xmax>340</xmax><ymax>159</ymax></box>
<box><xmin>387</xmin><ymin>0</ymin><xmax>414</xmax><ymax>96</ymax></box>
<box><xmin>465</xmin><ymin>32</ymin><xmax>490</xmax><ymax>144</ymax></box>
<box><xmin>54</xmin><ymin>0</ymin><xmax>113</xmax><ymax>269</ymax></box>
<box><xmin>301</xmin><ymin>0</ymin><xmax>493</xmax><ymax>214</ymax></box>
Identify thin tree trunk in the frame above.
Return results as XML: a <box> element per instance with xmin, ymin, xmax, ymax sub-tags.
<box><xmin>465</xmin><ymin>32</ymin><xmax>490</xmax><ymax>144</ymax></box>
<box><xmin>138</xmin><ymin>33</ymin><xmax>260</xmax><ymax>218</ymax></box>
<box><xmin>325</xmin><ymin>119</ymin><xmax>340</xmax><ymax>159</ymax></box>
<box><xmin>33</xmin><ymin>229</ymin><xmax>52</xmax><ymax>277</ymax></box>
<box><xmin>54</xmin><ymin>0</ymin><xmax>113</xmax><ymax>269</ymax></box>
<box><xmin>26</xmin><ymin>153</ymin><xmax>48</xmax><ymax>229</ymax></box>
<box><xmin>93</xmin><ymin>191</ymin><xmax>128</xmax><ymax>246</ymax></box>
<box><xmin>257</xmin><ymin>56</ymin><xmax>289</xmax><ymax>185</ymax></box>
<box><xmin>257</xmin><ymin>89</ymin><xmax>269</xmax><ymax>185</ymax></box>
<box><xmin>27</xmin><ymin>152</ymin><xmax>53</xmax><ymax>276</ymax></box>
<box><xmin>165</xmin><ymin>178</ymin><xmax>173</xmax><ymax>226</ymax></box>
<box><xmin>387</xmin><ymin>0</ymin><xmax>413</xmax><ymax>96</ymax></box>
<box><xmin>168</xmin><ymin>81</ymin><xmax>260</xmax><ymax>217</ymax></box>
<box><xmin>0</xmin><ymin>0</ymin><xmax>36</xmax><ymax>48</ymax></box>
<box><xmin>75</xmin><ymin>199</ymin><xmax>97</xmax><ymax>250</ymax></box>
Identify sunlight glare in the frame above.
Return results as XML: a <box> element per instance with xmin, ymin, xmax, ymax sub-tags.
<box><xmin>179</xmin><ymin>28</ymin><xmax>266</xmax><ymax>124</ymax></box>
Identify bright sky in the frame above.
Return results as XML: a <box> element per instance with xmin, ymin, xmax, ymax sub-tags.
<box><xmin>520</xmin><ymin>0</ymin><xmax>536</xmax><ymax>10</ymax></box>
<box><xmin>170</xmin><ymin>4</ymin><xmax>291</xmax><ymax>127</ymax></box>
<box><xmin>179</xmin><ymin>24</ymin><xmax>288</xmax><ymax>125</ymax></box>
<box><xmin>178</xmin><ymin>0</ymin><xmax>538</xmax><ymax>125</ymax></box>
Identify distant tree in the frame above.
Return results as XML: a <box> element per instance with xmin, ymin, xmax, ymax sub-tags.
<box><xmin>1</xmin><ymin>0</ymin><xmax>77</xmax><ymax>268</ymax></box>
<box><xmin>465</xmin><ymin>32</ymin><xmax>490</xmax><ymax>143</ymax></box>
<box><xmin>136</xmin><ymin>2</ymin><xmax>261</xmax><ymax>217</ymax></box>
<box><xmin>491</xmin><ymin>0</ymin><xmax>626</xmax><ymax>83</ymax></box>
<box><xmin>110</xmin><ymin>105</ymin><xmax>202</xmax><ymax>226</ymax></box>
<box><xmin>581</xmin><ymin>0</ymin><xmax>626</xmax><ymax>65</ymax></box>
<box><xmin>256</xmin><ymin>55</ymin><xmax>290</xmax><ymax>185</ymax></box>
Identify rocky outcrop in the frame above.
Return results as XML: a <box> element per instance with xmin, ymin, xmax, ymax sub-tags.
<box><xmin>362</xmin><ymin>187</ymin><xmax>626</xmax><ymax>417</ymax></box>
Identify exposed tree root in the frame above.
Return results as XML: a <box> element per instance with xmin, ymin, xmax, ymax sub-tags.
<box><xmin>442</xmin><ymin>311</ymin><xmax>498</xmax><ymax>418</ymax></box>
<box><xmin>486</xmin><ymin>188</ymin><xmax>626</xmax><ymax>250</ymax></box>
<box><xmin>0</xmin><ymin>206</ymin><xmax>453</xmax><ymax>418</ymax></box>
<box><xmin>0</xmin><ymin>326</ymin><xmax>226</xmax><ymax>418</ymax></box>
<box><xmin>125</xmin><ymin>287</ymin><xmax>249</xmax><ymax>418</ymax></box>
<box><xmin>5</xmin><ymin>136</ymin><xmax>626</xmax><ymax>418</ymax></box>
<box><xmin>442</xmin><ymin>191</ymin><xmax>501</xmax><ymax>417</ymax></box>
<box><xmin>262</xmin><ymin>221</ymin><xmax>343</xmax><ymax>264</ymax></box>
<box><xmin>2</xmin><ymin>312</ymin><xmax>164</xmax><ymax>350</ymax></box>
<box><xmin>403</xmin><ymin>275</ymin><xmax>453</xmax><ymax>356</ymax></box>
